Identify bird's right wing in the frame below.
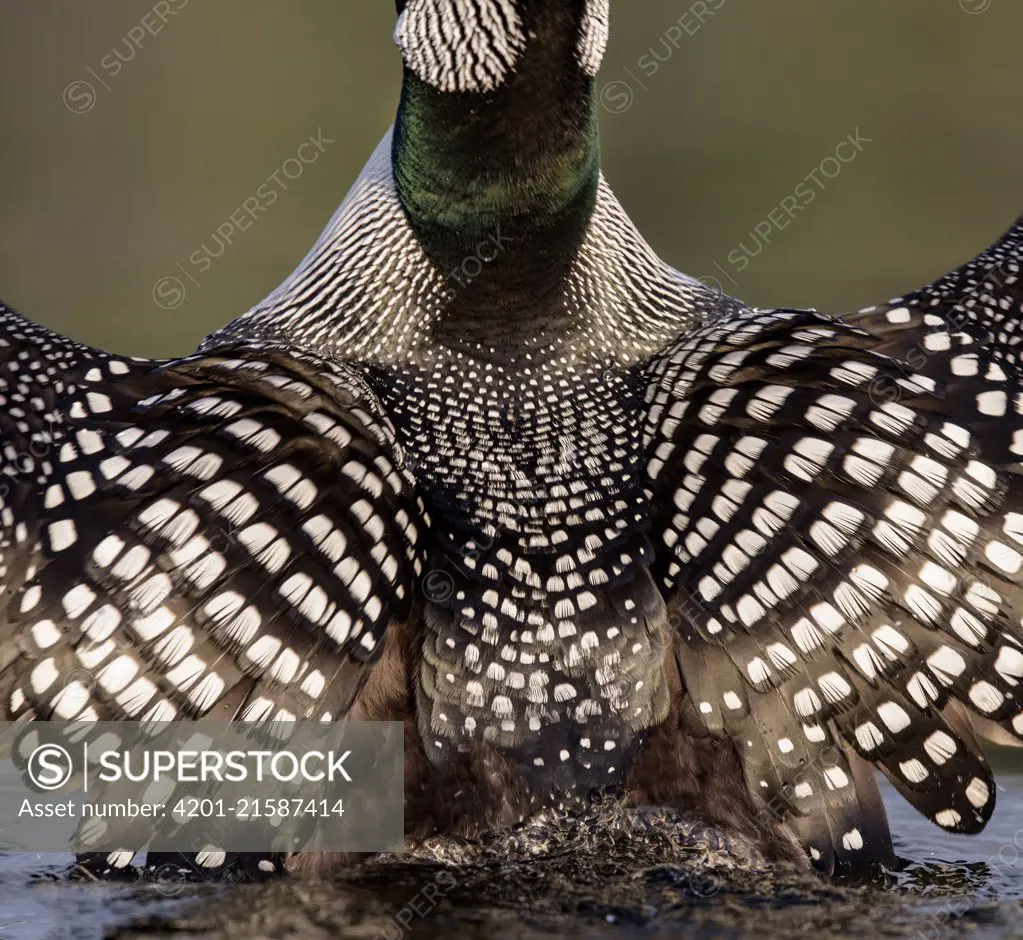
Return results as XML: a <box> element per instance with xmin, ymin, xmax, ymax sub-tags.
<box><xmin>0</xmin><ymin>302</ymin><xmax>427</xmax><ymax>728</ymax></box>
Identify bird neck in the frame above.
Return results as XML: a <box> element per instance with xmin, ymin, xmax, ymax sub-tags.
<box><xmin>391</xmin><ymin>25</ymin><xmax>601</xmax><ymax>295</ymax></box>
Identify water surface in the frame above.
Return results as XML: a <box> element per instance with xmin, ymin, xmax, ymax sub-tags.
<box><xmin>0</xmin><ymin>776</ymin><xmax>1021</xmax><ymax>939</ymax></box>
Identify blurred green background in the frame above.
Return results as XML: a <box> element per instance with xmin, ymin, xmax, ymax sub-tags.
<box><xmin>0</xmin><ymin>0</ymin><xmax>1020</xmax><ymax>357</ymax></box>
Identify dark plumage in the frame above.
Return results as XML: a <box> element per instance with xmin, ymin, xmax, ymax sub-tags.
<box><xmin>1</xmin><ymin>0</ymin><xmax>1022</xmax><ymax>879</ymax></box>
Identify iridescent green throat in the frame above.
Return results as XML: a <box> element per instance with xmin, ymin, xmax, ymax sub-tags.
<box><xmin>391</xmin><ymin>67</ymin><xmax>602</xmax><ymax>272</ymax></box>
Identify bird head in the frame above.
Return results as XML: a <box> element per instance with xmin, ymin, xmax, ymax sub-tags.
<box><xmin>393</xmin><ymin>0</ymin><xmax>610</xmax><ymax>94</ymax></box>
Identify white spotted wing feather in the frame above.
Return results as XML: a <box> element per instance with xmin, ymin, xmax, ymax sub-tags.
<box><xmin>645</xmin><ymin>293</ymin><xmax>1023</xmax><ymax>873</ymax></box>
<box><xmin>0</xmin><ymin>316</ymin><xmax>426</xmax><ymax>726</ymax></box>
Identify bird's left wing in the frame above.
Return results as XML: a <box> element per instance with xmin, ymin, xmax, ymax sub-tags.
<box><xmin>643</xmin><ymin>299</ymin><xmax>1023</xmax><ymax>875</ymax></box>
<box><xmin>842</xmin><ymin>213</ymin><xmax>1023</xmax><ymax>752</ymax></box>
<box><xmin>843</xmin><ymin>213</ymin><xmax>1022</xmax><ymax>369</ymax></box>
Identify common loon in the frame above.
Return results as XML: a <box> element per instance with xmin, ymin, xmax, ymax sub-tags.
<box><xmin>1</xmin><ymin>0</ymin><xmax>1022</xmax><ymax>880</ymax></box>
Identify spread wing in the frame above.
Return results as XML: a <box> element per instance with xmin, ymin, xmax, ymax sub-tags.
<box><xmin>844</xmin><ymin>213</ymin><xmax>1023</xmax><ymax>370</ymax></box>
<box><xmin>643</xmin><ymin>242</ymin><xmax>1023</xmax><ymax>874</ymax></box>
<box><xmin>0</xmin><ymin>300</ymin><xmax>427</xmax><ymax>729</ymax></box>
<box><xmin>842</xmin><ymin>212</ymin><xmax>1023</xmax><ymax>753</ymax></box>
